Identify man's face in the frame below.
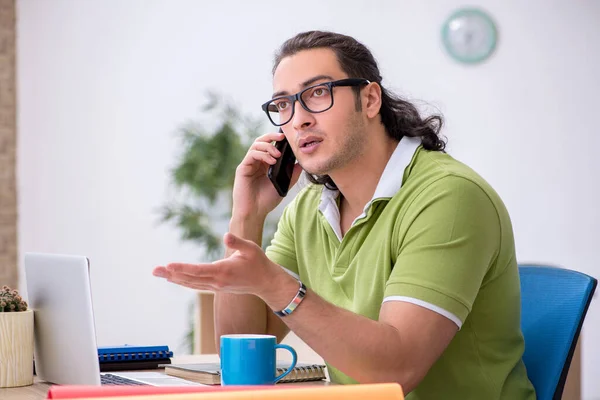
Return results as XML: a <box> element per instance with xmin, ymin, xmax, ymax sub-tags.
<box><xmin>272</xmin><ymin>48</ymin><xmax>367</xmax><ymax>176</ymax></box>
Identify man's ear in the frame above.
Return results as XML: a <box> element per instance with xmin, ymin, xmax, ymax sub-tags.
<box><xmin>364</xmin><ymin>82</ymin><xmax>382</xmax><ymax>119</ymax></box>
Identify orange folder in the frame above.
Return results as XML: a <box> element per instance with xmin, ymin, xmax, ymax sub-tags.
<box><xmin>49</xmin><ymin>383</ymin><xmax>404</xmax><ymax>400</ymax></box>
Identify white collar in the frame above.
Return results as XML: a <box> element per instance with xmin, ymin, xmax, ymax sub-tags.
<box><xmin>317</xmin><ymin>136</ymin><xmax>421</xmax><ymax>241</ymax></box>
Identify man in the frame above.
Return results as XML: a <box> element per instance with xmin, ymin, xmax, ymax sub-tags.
<box><xmin>154</xmin><ymin>31</ymin><xmax>536</xmax><ymax>399</ymax></box>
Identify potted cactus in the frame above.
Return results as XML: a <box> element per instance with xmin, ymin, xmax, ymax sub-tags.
<box><xmin>0</xmin><ymin>285</ymin><xmax>34</xmax><ymax>387</ymax></box>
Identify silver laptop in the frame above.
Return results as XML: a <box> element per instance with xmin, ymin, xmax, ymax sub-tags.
<box><xmin>24</xmin><ymin>252</ymin><xmax>202</xmax><ymax>386</ymax></box>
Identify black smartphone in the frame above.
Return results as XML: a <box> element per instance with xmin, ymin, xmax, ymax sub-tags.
<box><xmin>268</xmin><ymin>129</ymin><xmax>296</xmax><ymax>197</ymax></box>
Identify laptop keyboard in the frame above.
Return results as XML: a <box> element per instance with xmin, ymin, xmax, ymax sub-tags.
<box><xmin>101</xmin><ymin>373</ymin><xmax>149</xmax><ymax>385</ymax></box>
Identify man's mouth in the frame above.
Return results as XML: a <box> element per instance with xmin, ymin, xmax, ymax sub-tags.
<box><xmin>299</xmin><ymin>136</ymin><xmax>323</xmax><ymax>148</ymax></box>
<box><xmin>301</xmin><ymin>140</ymin><xmax>321</xmax><ymax>148</ymax></box>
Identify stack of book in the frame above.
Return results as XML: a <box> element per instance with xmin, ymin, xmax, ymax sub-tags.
<box><xmin>162</xmin><ymin>362</ymin><xmax>327</xmax><ymax>385</ymax></box>
<box><xmin>97</xmin><ymin>345</ymin><xmax>173</xmax><ymax>372</ymax></box>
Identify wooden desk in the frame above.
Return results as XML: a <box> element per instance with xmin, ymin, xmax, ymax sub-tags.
<box><xmin>0</xmin><ymin>354</ymin><xmax>326</xmax><ymax>400</ymax></box>
<box><xmin>0</xmin><ymin>381</ymin><xmax>46</xmax><ymax>400</ymax></box>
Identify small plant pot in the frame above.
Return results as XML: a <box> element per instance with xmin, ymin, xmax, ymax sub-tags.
<box><xmin>0</xmin><ymin>309</ymin><xmax>34</xmax><ymax>387</ymax></box>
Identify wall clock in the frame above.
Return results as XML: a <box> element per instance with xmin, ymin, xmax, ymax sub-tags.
<box><xmin>441</xmin><ymin>8</ymin><xmax>498</xmax><ymax>64</ymax></box>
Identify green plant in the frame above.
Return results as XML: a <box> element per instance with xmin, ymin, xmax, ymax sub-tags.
<box><xmin>160</xmin><ymin>92</ymin><xmax>271</xmax><ymax>260</ymax></box>
<box><xmin>0</xmin><ymin>286</ymin><xmax>28</xmax><ymax>312</ymax></box>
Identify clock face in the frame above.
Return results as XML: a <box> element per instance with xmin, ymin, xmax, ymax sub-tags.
<box><xmin>442</xmin><ymin>8</ymin><xmax>498</xmax><ymax>64</ymax></box>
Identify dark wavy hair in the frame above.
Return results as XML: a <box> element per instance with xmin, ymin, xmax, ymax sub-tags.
<box><xmin>272</xmin><ymin>31</ymin><xmax>446</xmax><ymax>190</ymax></box>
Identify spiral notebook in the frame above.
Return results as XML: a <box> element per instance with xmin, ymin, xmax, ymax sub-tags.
<box><xmin>96</xmin><ymin>345</ymin><xmax>174</xmax><ymax>373</ymax></box>
<box><xmin>98</xmin><ymin>345</ymin><xmax>173</xmax><ymax>363</ymax></box>
<box><xmin>162</xmin><ymin>362</ymin><xmax>326</xmax><ymax>385</ymax></box>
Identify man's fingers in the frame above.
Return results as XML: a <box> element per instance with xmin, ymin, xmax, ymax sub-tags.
<box><xmin>153</xmin><ymin>266</ymin><xmax>171</xmax><ymax>278</ymax></box>
<box><xmin>247</xmin><ymin>150</ymin><xmax>276</xmax><ymax>165</ymax></box>
<box><xmin>255</xmin><ymin>131</ymin><xmax>285</xmax><ymax>144</ymax></box>
<box><xmin>166</xmin><ymin>262</ymin><xmax>220</xmax><ymax>276</ymax></box>
<box><xmin>250</xmin><ymin>141</ymin><xmax>282</xmax><ymax>158</ymax></box>
<box><xmin>156</xmin><ymin>264</ymin><xmax>220</xmax><ymax>291</ymax></box>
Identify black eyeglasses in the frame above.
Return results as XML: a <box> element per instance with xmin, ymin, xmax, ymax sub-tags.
<box><xmin>261</xmin><ymin>78</ymin><xmax>370</xmax><ymax>127</ymax></box>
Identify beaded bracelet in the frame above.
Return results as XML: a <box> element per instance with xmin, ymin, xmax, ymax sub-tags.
<box><xmin>274</xmin><ymin>280</ymin><xmax>307</xmax><ymax>317</ymax></box>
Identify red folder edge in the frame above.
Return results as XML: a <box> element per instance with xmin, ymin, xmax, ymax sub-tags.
<box><xmin>46</xmin><ymin>385</ymin><xmax>276</xmax><ymax>399</ymax></box>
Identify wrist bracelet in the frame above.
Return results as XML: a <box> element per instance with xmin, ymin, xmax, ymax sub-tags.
<box><xmin>274</xmin><ymin>280</ymin><xmax>307</xmax><ymax>317</ymax></box>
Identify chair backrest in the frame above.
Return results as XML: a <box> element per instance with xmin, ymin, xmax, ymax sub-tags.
<box><xmin>519</xmin><ymin>265</ymin><xmax>597</xmax><ymax>400</ymax></box>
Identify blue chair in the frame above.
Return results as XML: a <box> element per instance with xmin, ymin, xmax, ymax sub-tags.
<box><xmin>519</xmin><ymin>265</ymin><xmax>597</xmax><ymax>400</ymax></box>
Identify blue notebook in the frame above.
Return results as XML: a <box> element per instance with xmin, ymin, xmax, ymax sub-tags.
<box><xmin>97</xmin><ymin>345</ymin><xmax>173</xmax><ymax>363</ymax></box>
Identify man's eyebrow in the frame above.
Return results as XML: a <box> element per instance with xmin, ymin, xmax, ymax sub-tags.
<box><xmin>271</xmin><ymin>75</ymin><xmax>335</xmax><ymax>99</ymax></box>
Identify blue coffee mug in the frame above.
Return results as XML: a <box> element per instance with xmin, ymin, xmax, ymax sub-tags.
<box><xmin>220</xmin><ymin>334</ymin><xmax>297</xmax><ymax>385</ymax></box>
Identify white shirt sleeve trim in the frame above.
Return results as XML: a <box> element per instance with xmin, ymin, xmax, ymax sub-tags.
<box><xmin>382</xmin><ymin>295</ymin><xmax>463</xmax><ymax>329</ymax></box>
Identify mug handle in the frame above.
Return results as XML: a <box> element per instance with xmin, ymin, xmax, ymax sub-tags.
<box><xmin>273</xmin><ymin>344</ymin><xmax>297</xmax><ymax>383</ymax></box>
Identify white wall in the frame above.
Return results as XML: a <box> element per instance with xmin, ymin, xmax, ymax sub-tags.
<box><xmin>17</xmin><ymin>0</ymin><xmax>600</xmax><ymax>397</ymax></box>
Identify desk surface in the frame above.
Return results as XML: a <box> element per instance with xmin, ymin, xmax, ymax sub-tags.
<box><xmin>1</xmin><ymin>354</ymin><xmax>326</xmax><ymax>400</ymax></box>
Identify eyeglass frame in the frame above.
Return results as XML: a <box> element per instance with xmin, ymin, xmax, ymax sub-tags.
<box><xmin>261</xmin><ymin>78</ymin><xmax>371</xmax><ymax>127</ymax></box>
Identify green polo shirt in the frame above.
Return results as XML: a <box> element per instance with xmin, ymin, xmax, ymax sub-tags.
<box><xmin>265</xmin><ymin>137</ymin><xmax>535</xmax><ymax>399</ymax></box>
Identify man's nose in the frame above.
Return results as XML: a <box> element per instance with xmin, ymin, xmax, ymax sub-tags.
<box><xmin>291</xmin><ymin>100</ymin><xmax>315</xmax><ymax>131</ymax></box>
